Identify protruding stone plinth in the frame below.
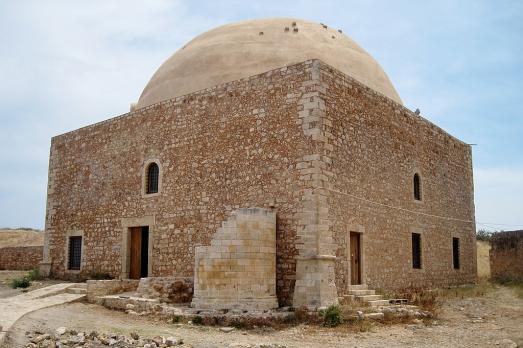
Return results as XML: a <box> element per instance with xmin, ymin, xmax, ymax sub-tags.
<box><xmin>39</xmin><ymin>262</ymin><xmax>52</xmax><ymax>277</ymax></box>
<box><xmin>293</xmin><ymin>255</ymin><xmax>338</xmax><ymax>308</ymax></box>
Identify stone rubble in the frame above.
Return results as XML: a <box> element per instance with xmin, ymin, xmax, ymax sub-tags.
<box><xmin>24</xmin><ymin>329</ymin><xmax>184</xmax><ymax>348</ymax></box>
<box><xmin>23</xmin><ymin>329</ymin><xmax>287</xmax><ymax>348</ymax></box>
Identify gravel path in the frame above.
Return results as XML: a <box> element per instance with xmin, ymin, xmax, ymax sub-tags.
<box><xmin>4</xmin><ymin>285</ymin><xmax>522</xmax><ymax>348</ymax></box>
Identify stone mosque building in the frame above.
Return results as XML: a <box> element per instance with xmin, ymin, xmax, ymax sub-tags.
<box><xmin>41</xmin><ymin>18</ymin><xmax>477</xmax><ymax>309</ymax></box>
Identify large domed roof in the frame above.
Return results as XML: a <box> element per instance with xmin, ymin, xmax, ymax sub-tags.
<box><xmin>136</xmin><ymin>18</ymin><xmax>402</xmax><ymax>108</ymax></box>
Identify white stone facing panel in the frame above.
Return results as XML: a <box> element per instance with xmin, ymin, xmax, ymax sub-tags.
<box><xmin>191</xmin><ymin>208</ymin><xmax>278</xmax><ymax>310</ymax></box>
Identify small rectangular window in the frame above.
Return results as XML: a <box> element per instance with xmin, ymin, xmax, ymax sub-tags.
<box><xmin>68</xmin><ymin>236</ymin><xmax>82</xmax><ymax>270</ymax></box>
<box><xmin>412</xmin><ymin>233</ymin><xmax>422</xmax><ymax>269</ymax></box>
<box><xmin>453</xmin><ymin>237</ymin><xmax>460</xmax><ymax>269</ymax></box>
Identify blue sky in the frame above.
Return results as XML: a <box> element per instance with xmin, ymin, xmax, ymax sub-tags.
<box><xmin>0</xmin><ymin>0</ymin><xmax>521</xmax><ymax>231</ymax></box>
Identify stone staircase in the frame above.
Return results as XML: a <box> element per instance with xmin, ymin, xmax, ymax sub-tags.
<box><xmin>342</xmin><ymin>284</ymin><xmax>390</xmax><ymax>307</ymax></box>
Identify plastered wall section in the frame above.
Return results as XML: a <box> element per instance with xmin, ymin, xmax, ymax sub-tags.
<box><xmin>44</xmin><ymin>60</ymin><xmax>324</xmax><ymax>306</ymax></box>
<box><xmin>318</xmin><ymin>62</ymin><xmax>477</xmax><ymax>291</ymax></box>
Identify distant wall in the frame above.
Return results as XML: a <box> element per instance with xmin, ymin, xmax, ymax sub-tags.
<box><xmin>490</xmin><ymin>231</ymin><xmax>523</xmax><ymax>281</ymax></box>
<box><xmin>0</xmin><ymin>246</ymin><xmax>43</xmax><ymax>270</ymax></box>
<box><xmin>476</xmin><ymin>240</ymin><xmax>491</xmax><ymax>278</ymax></box>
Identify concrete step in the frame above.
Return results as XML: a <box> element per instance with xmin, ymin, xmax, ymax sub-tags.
<box><xmin>348</xmin><ymin>289</ymin><xmax>375</xmax><ymax>296</ymax></box>
<box><xmin>368</xmin><ymin>299</ymin><xmax>390</xmax><ymax>307</ymax></box>
<box><xmin>347</xmin><ymin>284</ymin><xmax>368</xmax><ymax>291</ymax></box>
<box><xmin>67</xmin><ymin>287</ymin><xmax>87</xmax><ymax>295</ymax></box>
<box><xmin>356</xmin><ymin>294</ymin><xmax>382</xmax><ymax>302</ymax></box>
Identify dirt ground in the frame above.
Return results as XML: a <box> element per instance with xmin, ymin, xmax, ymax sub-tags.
<box><xmin>0</xmin><ymin>271</ymin><xmax>65</xmax><ymax>299</ymax></box>
<box><xmin>5</xmin><ymin>285</ymin><xmax>522</xmax><ymax>348</ymax></box>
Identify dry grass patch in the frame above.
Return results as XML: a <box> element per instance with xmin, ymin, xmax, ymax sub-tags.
<box><xmin>436</xmin><ymin>279</ymin><xmax>494</xmax><ymax>300</ymax></box>
<box><xmin>493</xmin><ymin>277</ymin><xmax>523</xmax><ymax>299</ymax></box>
<box><xmin>0</xmin><ymin>228</ymin><xmax>44</xmax><ymax>248</ymax></box>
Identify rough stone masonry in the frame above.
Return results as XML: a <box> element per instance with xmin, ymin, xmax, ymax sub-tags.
<box><xmin>41</xmin><ymin>18</ymin><xmax>477</xmax><ymax>309</ymax></box>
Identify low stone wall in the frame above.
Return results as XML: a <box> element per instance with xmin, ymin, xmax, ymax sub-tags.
<box><xmin>86</xmin><ymin>279</ymin><xmax>140</xmax><ymax>303</ymax></box>
<box><xmin>136</xmin><ymin>277</ymin><xmax>193</xmax><ymax>303</ymax></box>
<box><xmin>0</xmin><ymin>246</ymin><xmax>43</xmax><ymax>270</ymax></box>
<box><xmin>192</xmin><ymin>208</ymin><xmax>278</xmax><ymax>310</ymax></box>
<box><xmin>490</xmin><ymin>230</ymin><xmax>523</xmax><ymax>281</ymax></box>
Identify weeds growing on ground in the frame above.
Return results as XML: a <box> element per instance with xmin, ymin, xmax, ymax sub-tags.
<box><xmin>323</xmin><ymin>305</ymin><xmax>343</xmax><ymax>327</ymax></box>
<box><xmin>437</xmin><ymin>279</ymin><xmax>493</xmax><ymax>299</ymax></box>
<box><xmin>493</xmin><ymin>276</ymin><xmax>523</xmax><ymax>299</ymax></box>
<box><xmin>171</xmin><ymin>315</ymin><xmax>182</xmax><ymax>323</ymax></box>
<box><xmin>26</xmin><ymin>268</ymin><xmax>42</xmax><ymax>281</ymax></box>
<box><xmin>9</xmin><ymin>268</ymin><xmax>42</xmax><ymax>289</ymax></box>
<box><xmin>10</xmin><ymin>276</ymin><xmax>31</xmax><ymax>288</ymax></box>
<box><xmin>191</xmin><ymin>315</ymin><xmax>203</xmax><ymax>325</ymax></box>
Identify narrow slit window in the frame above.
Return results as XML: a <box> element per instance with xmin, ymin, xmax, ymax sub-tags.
<box><xmin>412</xmin><ymin>233</ymin><xmax>422</xmax><ymax>269</ymax></box>
<box><xmin>453</xmin><ymin>237</ymin><xmax>460</xmax><ymax>269</ymax></box>
<box><xmin>413</xmin><ymin>173</ymin><xmax>422</xmax><ymax>201</ymax></box>
<box><xmin>68</xmin><ymin>236</ymin><xmax>82</xmax><ymax>270</ymax></box>
<box><xmin>146</xmin><ymin>163</ymin><xmax>159</xmax><ymax>194</ymax></box>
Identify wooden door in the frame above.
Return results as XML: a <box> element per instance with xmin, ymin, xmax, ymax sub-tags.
<box><xmin>350</xmin><ymin>232</ymin><xmax>361</xmax><ymax>285</ymax></box>
<box><xmin>129</xmin><ymin>227</ymin><xmax>142</xmax><ymax>279</ymax></box>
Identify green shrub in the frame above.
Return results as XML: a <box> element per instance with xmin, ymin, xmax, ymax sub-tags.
<box><xmin>10</xmin><ymin>276</ymin><xmax>31</xmax><ymax>289</ymax></box>
<box><xmin>192</xmin><ymin>316</ymin><xmax>203</xmax><ymax>325</ymax></box>
<box><xmin>476</xmin><ymin>229</ymin><xmax>493</xmax><ymax>241</ymax></box>
<box><xmin>27</xmin><ymin>268</ymin><xmax>42</xmax><ymax>281</ymax></box>
<box><xmin>323</xmin><ymin>305</ymin><xmax>343</xmax><ymax>327</ymax></box>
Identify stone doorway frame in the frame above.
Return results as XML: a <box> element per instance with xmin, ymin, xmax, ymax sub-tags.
<box><xmin>120</xmin><ymin>216</ymin><xmax>155</xmax><ymax>279</ymax></box>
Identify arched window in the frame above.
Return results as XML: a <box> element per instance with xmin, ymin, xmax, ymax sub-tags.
<box><xmin>146</xmin><ymin>162</ymin><xmax>159</xmax><ymax>194</ymax></box>
<box><xmin>413</xmin><ymin>173</ymin><xmax>422</xmax><ymax>201</ymax></box>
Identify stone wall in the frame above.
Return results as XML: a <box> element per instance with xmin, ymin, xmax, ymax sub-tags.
<box><xmin>136</xmin><ymin>277</ymin><xmax>193</xmax><ymax>303</ymax></box>
<box><xmin>191</xmin><ymin>208</ymin><xmax>277</xmax><ymax>310</ymax></box>
<box><xmin>318</xmin><ymin>62</ymin><xmax>477</xmax><ymax>291</ymax></box>
<box><xmin>44</xmin><ymin>60</ymin><xmax>324</xmax><ymax>306</ymax></box>
<box><xmin>0</xmin><ymin>246</ymin><xmax>43</xmax><ymax>270</ymax></box>
<box><xmin>86</xmin><ymin>279</ymin><xmax>139</xmax><ymax>303</ymax></box>
<box><xmin>44</xmin><ymin>58</ymin><xmax>477</xmax><ymax>308</ymax></box>
<box><xmin>490</xmin><ymin>231</ymin><xmax>523</xmax><ymax>281</ymax></box>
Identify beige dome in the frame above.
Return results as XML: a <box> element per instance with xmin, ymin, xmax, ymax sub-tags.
<box><xmin>136</xmin><ymin>18</ymin><xmax>402</xmax><ymax>108</ymax></box>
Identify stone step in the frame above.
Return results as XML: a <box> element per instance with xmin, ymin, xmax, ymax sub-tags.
<box><xmin>347</xmin><ymin>284</ymin><xmax>368</xmax><ymax>291</ymax></box>
<box><xmin>342</xmin><ymin>294</ymin><xmax>355</xmax><ymax>301</ymax></box>
<box><xmin>66</xmin><ymin>287</ymin><xmax>87</xmax><ymax>295</ymax></box>
<box><xmin>356</xmin><ymin>294</ymin><xmax>382</xmax><ymax>302</ymax></box>
<box><xmin>348</xmin><ymin>289</ymin><xmax>375</xmax><ymax>296</ymax></box>
<box><xmin>368</xmin><ymin>299</ymin><xmax>390</xmax><ymax>307</ymax></box>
